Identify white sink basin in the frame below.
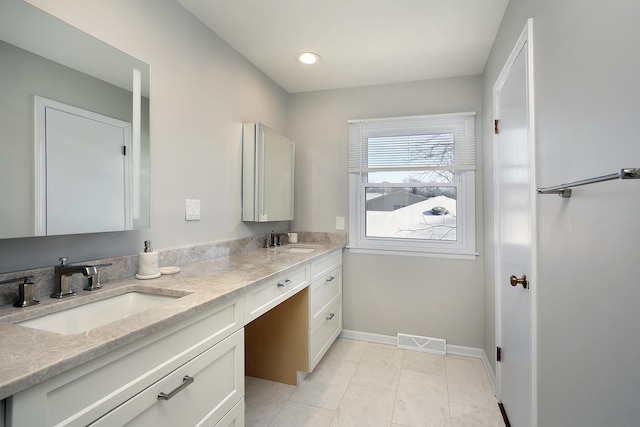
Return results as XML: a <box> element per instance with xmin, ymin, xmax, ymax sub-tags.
<box><xmin>16</xmin><ymin>291</ymin><xmax>182</xmax><ymax>335</ymax></box>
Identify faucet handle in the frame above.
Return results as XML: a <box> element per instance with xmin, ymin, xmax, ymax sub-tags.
<box><xmin>84</xmin><ymin>270</ymin><xmax>102</xmax><ymax>291</ymax></box>
<box><xmin>83</xmin><ymin>263</ymin><xmax>112</xmax><ymax>291</ymax></box>
<box><xmin>13</xmin><ymin>276</ymin><xmax>40</xmax><ymax>308</ymax></box>
<box><xmin>59</xmin><ymin>257</ymin><xmax>68</xmax><ymax>266</ymax></box>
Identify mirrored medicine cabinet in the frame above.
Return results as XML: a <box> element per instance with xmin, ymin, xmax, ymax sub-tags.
<box><xmin>0</xmin><ymin>0</ymin><xmax>150</xmax><ymax>239</ymax></box>
<box><xmin>242</xmin><ymin>123</ymin><xmax>295</xmax><ymax>222</ymax></box>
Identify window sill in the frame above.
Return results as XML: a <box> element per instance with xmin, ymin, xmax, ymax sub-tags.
<box><xmin>347</xmin><ymin>246</ymin><xmax>479</xmax><ymax>260</ymax></box>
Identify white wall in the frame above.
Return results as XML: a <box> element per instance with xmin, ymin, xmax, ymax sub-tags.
<box><xmin>0</xmin><ymin>0</ymin><xmax>290</xmax><ymax>273</ymax></box>
<box><xmin>483</xmin><ymin>0</ymin><xmax>640</xmax><ymax>424</ymax></box>
<box><xmin>289</xmin><ymin>76</ymin><xmax>485</xmax><ymax>347</ymax></box>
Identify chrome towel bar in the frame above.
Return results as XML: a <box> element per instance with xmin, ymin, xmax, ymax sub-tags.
<box><xmin>537</xmin><ymin>168</ymin><xmax>640</xmax><ymax>198</ymax></box>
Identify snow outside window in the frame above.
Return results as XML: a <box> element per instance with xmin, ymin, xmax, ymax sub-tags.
<box><xmin>348</xmin><ymin>113</ymin><xmax>476</xmax><ymax>258</ymax></box>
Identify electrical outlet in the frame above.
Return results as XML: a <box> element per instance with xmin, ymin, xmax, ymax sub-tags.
<box><xmin>185</xmin><ymin>199</ymin><xmax>200</xmax><ymax>221</ymax></box>
<box><xmin>336</xmin><ymin>216</ymin><xmax>345</xmax><ymax>230</ymax></box>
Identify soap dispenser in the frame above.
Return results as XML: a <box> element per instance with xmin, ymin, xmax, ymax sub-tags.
<box><xmin>136</xmin><ymin>240</ymin><xmax>160</xmax><ymax>279</ymax></box>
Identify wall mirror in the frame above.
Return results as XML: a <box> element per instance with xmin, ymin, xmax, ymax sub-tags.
<box><xmin>0</xmin><ymin>0</ymin><xmax>150</xmax><ymax>238</ymax></box>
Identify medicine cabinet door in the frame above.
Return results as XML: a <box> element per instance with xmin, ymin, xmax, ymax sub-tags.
<box><xmin>242</xmin><ymin>123</ymin><xmax>294</xmax><ymax>222</ymax></box>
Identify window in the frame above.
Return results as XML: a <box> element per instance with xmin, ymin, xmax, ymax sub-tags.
<box><xmin>348</xmin><ymin>113</ymin><xmax>476</xmax><ymax>258</ymax></box>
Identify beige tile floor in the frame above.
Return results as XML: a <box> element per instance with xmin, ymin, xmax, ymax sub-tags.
<box><xmin>245</xmin><ymin>338</ymin><xmax>505</xmax><ymax>427</ymax></box>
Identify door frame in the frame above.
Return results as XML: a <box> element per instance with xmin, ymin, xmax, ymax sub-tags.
<box><xmin>493</xmin><ymin>18</ymin><xmax>537</xmax><ymax>425</ymax></box>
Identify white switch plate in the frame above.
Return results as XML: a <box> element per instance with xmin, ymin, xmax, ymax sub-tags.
<box><xmin>185</xmin><ymin>199</ymin><xmax>200</xmax><ymax>221</ymax></box>
<box><xmin>336</xmin><ymin>216</ymin><xmax>345</xmax><ymax>230</ymax></box>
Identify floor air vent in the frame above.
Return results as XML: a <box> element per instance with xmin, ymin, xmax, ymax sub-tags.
<box><xmin>397</xmin><ymin>333</ymin><xmax>446</xmax><ymax>355</ymax></box>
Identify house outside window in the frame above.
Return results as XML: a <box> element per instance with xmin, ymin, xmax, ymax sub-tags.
<box><xmin>348</xmin><ymin>113</ymin><xmax>476</xmax><ymax>258</ymax></box>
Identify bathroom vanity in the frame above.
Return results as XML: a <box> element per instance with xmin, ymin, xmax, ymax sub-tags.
<box><xmin>0</xmin><ymin>243</ymin><xmax>343</xmax><ymax>427</ymax></box>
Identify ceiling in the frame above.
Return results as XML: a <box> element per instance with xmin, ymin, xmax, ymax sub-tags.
<box><xmin>176</xmin><ymin>0</ymin><xmax>509</xmax><ymax>94</ymax></box>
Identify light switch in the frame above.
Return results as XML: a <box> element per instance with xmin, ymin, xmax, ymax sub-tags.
<box><xmin>185</xmin><ymin>199</ymin><xmax>200</xmax><ymax>221</ymax></box>
<box><xmin>336</xmin><ymin>216</ymin><xmax>345</xmax><ymax>230</ymax></box>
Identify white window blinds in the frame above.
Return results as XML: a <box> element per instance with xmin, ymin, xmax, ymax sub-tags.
<box><xmin>348</xmin><ymin>113</ymin><xmax>476</xmax><ymax>173</ymax></box>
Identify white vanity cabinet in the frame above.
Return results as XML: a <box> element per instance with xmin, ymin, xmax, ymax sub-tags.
<box><xmin>307</xmin><ymin>250</ymin><xmax>343</xmax><ymax>371</ymax></box>
<box><xmin>2</xmin><ymin>246</ymin><xmax>345</xmax><ymax>427</ymax></box>
<box><xmin>244</xmin><ymin>250</ymin><xmax>343</xmax><ymax>384</ymax></box>
<box><xmin>5</xmin><ymin>296</ymin><xmax>244</xmax><ymax>427</ymax></box>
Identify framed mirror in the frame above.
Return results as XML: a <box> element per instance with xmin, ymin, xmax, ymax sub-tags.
<box><xmin>0</xmin><ymin>0</ymin><xmax>150</xmax><ymax>238</ymax></box>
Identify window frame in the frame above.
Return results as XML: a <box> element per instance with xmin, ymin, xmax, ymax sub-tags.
<box><xmin>347</xmin><ymin>113</ymin><xmax>477</xmax><ymax>259</ymax></box>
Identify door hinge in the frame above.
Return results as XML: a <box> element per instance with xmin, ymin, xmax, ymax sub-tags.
<box><xmin>494</xmin><ymin>119</ymin><xmax>500</xmax><ymax>134</ymax></box>
<box><xmin>122</xmin><ymin>145</ymin><xmax>127</xmax><ymax>155</ymax></box>
<box><xmin>497</xmin><ymin>346</ymin><xmax>502</xmax><ymax>362</ymax></box>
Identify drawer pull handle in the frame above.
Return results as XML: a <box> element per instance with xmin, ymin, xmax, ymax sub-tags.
<box><xmin>277</xmin><ymin>279</ymin><xmax>293</xmax><ymax>287</ymax></box>
<box><xmin>326</xmin><ymin>276</ymin><xmax>335</xmax><ymax>282</ymax></box>
<box><xmin>326</xmin><ymin>312</ymin><xmax>335</xmax><ymax>320</ymax></box>
<box><xmin>158</xmin><ymin>375</ymin><xmax>194</xmax><ymax>401</ymax></box>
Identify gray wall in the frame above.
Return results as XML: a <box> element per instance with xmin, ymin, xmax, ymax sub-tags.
<box><xmin>0</xmin><ymin>0</ymin><xmax>290</xmax><ymax>273</ymax></box>
<box><xmin>288</xmin><ymin>76</ymin><xmax>485</xmax><ymax>347</ymax></box>
<box><xmin>483</xmin><ymin>0</ymin><xmax>640</xmax><ymax>424</ymax></box>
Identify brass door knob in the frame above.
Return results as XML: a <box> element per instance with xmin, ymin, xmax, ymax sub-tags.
<box><xmin>510</xmin><ymin>274</ymin><xmax>529</xmax><ymax>289</ymax></box>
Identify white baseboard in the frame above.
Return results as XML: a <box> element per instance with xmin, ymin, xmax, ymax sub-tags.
<box><xmin>339</xmin><ymin>329</ymin><xmax>397</xmax><ymax>345</ymax></box>
<box><xmin>481</xmin><ymin>350</ymin><xmax>498</xmax><ymax>397</ymax></box>
<box><xmin>339</xmin><ymin>329</ymin><xmax>497</xmax><ymax>395</ymax></box>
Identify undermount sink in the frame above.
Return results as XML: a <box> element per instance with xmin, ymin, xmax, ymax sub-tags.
<box><xmin>16</xmin><ymin>291</ymin><xmax>184</xmax><ymax>335</ymax></box>
<box><xmin>281</xmin><ymin>245</ymin><xmax>319</xmax><ymax>254</ymax></box>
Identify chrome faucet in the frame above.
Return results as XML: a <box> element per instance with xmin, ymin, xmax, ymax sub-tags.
<box><xmin>265</xmin><ymin>231</ymin><xmax>292</xmax><ymax>248</ymax></box>
<box><xmin>52</xmin><ymin>257</ymin><xmax>98</xmax><ymax>299</ymax></box>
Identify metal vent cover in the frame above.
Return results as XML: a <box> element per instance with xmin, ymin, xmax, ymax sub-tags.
<box><xmin>397</xmin><ymin>333</ymin><xmax>446</xmax><ymax>355</ymax></box>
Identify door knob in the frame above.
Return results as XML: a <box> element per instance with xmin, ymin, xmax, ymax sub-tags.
<box><xmin>510</xmin><ymin>274</ymin><xmax>529</xmax><ymax>289</ymax></box>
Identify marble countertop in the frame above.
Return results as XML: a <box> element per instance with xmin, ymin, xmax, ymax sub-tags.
<box><xmin>0</xmin><ymin>243</ymin><xmax>343</xmax><ymax>400</ymax></box>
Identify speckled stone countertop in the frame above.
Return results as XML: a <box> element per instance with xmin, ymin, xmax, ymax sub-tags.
<box><xmin>0</xmin><ymin>243</ymin><xmax>343</xmax><ymax>401</ymax></box>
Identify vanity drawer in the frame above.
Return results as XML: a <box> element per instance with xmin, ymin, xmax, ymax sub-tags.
<box><xmin>7</xmin><ymin>296</ymin><xmax>243</xmax><ymax>427</ymax></box>
<box><xmin>309</xmin><ymin>299</ymin><xmax>342</xmax><ymax>372</ymax></box>
<box><xmin>244</xmin><ymin>265</ymin><xmax>309</xmax><ymax>323</ymax></box>
<box><xmin>309</xmin><ymin>266</ymin><xmax>342</xmax><ymax>328</ymax></box>
<box><xmin>216</xmin><ymin>398</ymin><xmax>245</xmax><ymax>427</ymax></box>
<box><xmin>309</xmin><ymin>250</ymin><xmax>342</xmax><ymax>282</ymax></box>
<box><xmin>89</xmin><ymin>329</ymin><xmax>244</xmax><ymax>427</ymax></box>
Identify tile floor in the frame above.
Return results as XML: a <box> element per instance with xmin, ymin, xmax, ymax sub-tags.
<box><xmin>245</xmin><ymin>338</ymin><xmax>505</xmax><ymax>427</ymax></box>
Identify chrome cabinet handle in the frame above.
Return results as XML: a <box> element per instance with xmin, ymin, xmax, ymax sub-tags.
<box><xmin>326</xmin><ymin>312</ymin><xmax>335</xmax><ymax>320</ymax></box>
<box><xmin>277</xmin><ymin>279</ymin><xmax>292</xmax><ymax>287</ymax></box>
<box><xmin>157</xmin><ymin>375</ymin><xmax>194</xmax><ymax>400</ymax></box>
<box><xmin>325</xmin><ymin>276</ymin><xmax>335</xmax><ymax>282</ymax></box>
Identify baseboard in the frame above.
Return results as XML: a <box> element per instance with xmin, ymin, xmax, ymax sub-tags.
<box><xmin>480</xmin><ymin>349</ymin><xmax>497</xmax><ymax>396</ymax></box>
<box><xmin>339</xmin><ymin>329</ymin><xmax>397</xmax><ymax>345</ymax></box>
<box><xmin>339</xmin><ymin>329</ymin><xmax>497</xmax><ymax>395</ymax></box>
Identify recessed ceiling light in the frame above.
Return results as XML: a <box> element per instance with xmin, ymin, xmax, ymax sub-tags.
<box><xmin>295</xmin><ymin>52</ymin><xmax>321</xmax><ymax>65</ymax></box>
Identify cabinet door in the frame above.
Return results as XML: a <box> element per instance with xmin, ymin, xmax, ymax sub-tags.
<box><xmin>89</xmin><ymin>329</ymin><xmax>244</xmax><ymax>427</ymax></box>
<box><xmin>242</xmin><ymin>123</ymin><xmax>294</xmax><ymax>222</ymax></box>
<box><xmin>309</xmin><ymin>266</ymin><xmax>342</xmax><ymax>329</ymax></box>
<box><xmin>309</xmin><ymin>299</ymin><xmax>342</xmax><ymax>372</ymax></box>
<box><xmin>215</xmin><ymin>398</ymin><xmax>244</xmax><ymax>427</ymax></box>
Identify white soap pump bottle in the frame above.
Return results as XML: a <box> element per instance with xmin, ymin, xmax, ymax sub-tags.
<box><xmin>136</xmin><ymin>240</ymin><xmax>160</xmax><ymax>279</ymax></box>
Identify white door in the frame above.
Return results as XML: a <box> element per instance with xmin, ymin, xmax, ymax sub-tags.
<box><xmin>34</xmin><ymin>96</ymin><xmax>132</xmax><ymax>235</ymax></box>
<box><xmin>494</xmin><ymin>20</ymin><xmax>536</xmax><ymax>426</ymax></box>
